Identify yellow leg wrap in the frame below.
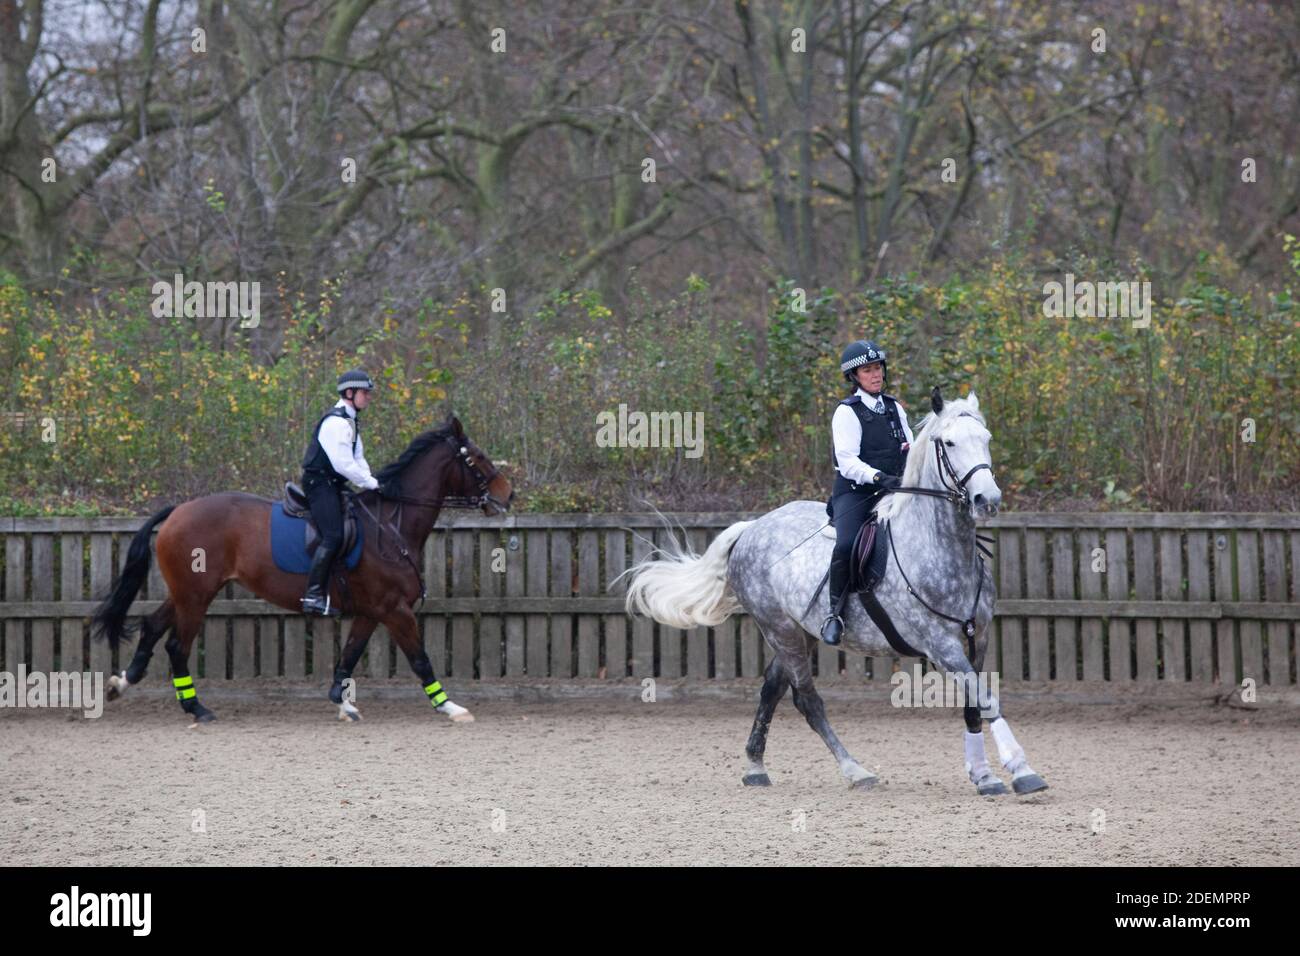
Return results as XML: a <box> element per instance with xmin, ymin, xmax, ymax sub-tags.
<box><xmin>424</xmin><ymin>681</ymin><xmax>448</xmax><ymax>706</ymax></box>
<box><xmin>173</xmin><ymin>675</ymin><xmax>196</xmax><ymax>701</ymax></box>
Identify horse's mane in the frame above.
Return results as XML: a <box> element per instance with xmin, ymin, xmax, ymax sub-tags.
<box><xmin>374</xmin><ymin>423</ymin><xmax>456</xmax><ymax>483</ymax></box>
<box><xmin>873</xmin><ymin>395</ymin><xmax>987</xmax><ymax>522</ymax></box>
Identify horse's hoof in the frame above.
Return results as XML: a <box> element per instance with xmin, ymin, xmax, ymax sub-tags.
<box><xmin>742</xmin><ymin>773</ymin><xmax>771</xmax><ymax>787</ymax></box>
<box><xmin>190</xmin><ymin>706</ymin><xmax>217</xmax><ymax>725</ymax></box>
<box><xmin>106</xmin><ymin>672</ymin><xmax>127</xmax><ymax>701</ymax></box>
<box><xmin>976</xmin><ymin>778</ymin><xmax>1009</xmax><ymax>796</ymax></box>
<box><xmin>337</xmin><ymin>705</ymin><xmax>362</xmax><ymax>722</ymax></box>
<box><xmin>1012</xmin><ymin>773</ymin><xmax>1048</xmax><ymax>795</ymax></box>
<box><xmin>436</xmin><ymin>701</ymin><xmax>474</xmax><ymax>723</ymax></box>
<box><xmin>848</xmin><ymin>774</ymin><xmax>878</xmax><ymax>791</ymax></box>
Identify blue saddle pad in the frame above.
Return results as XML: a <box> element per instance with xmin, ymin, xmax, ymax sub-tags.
<box><xmin>270</xmin><ymin>503</ymin><xmax>364</xmax><ymax>574</ymax></box>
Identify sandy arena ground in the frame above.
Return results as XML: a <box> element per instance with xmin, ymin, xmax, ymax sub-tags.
<box><xmin>3</xmin><ymin>683</ymin><xmax>1298</xmax><ymax>866</ymax></box>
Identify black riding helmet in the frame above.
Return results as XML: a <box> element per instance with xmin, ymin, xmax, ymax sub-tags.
<box><xmin>337</xmin><ymin>369</ymin><xmax>375</xmax><ymax>398</ymax></box>
<box><xmin>839</xmin><ymin>340</ymin><xmax>888</xmax><ymax>385</ymax></box>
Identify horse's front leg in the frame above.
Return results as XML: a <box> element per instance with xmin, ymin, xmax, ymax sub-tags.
<box><xmin>329</xmin><ymin>616</ymin><xmax>377</xmax><ymax>721</ymax></box>
<box><xmin>931</xmin><ymin>635</ymin><xmax>1046</xmax><ymax>796</ymax></box>
<box><xmin>384</xmin><ymin>605</ymin><xmax>474</xmax><ymax>722</ymax></box>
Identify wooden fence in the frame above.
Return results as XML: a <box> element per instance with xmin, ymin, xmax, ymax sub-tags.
<box><xmin>0</xmin><ymin>513</ymin><xmax>1296</xmax><ymax>685</ymax></box>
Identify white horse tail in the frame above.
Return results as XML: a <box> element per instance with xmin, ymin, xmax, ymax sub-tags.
<box><xmin>623</xmin><ymin>520</ymin><xmax>753</xmax><ymax>629</ymax></box>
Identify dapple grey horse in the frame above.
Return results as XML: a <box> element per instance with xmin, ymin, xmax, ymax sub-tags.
<box><xmin>625</xmin><ymin>388</ymin><xmax>1047</xmax><ymax>796</ymax></box>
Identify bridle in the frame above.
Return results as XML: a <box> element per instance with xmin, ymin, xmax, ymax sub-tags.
<box><xmin>885</xmin><ymin>427</ymin><xmax>992</xmax><ymax>509</ymax></box>
<box><xmin>380</xmin><ymin>434</ymin><xmax>509</xmax><ymax>511</ymax></box>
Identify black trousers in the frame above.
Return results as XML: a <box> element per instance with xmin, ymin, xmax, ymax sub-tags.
<box><xmin>303</xmin><ymin>474</ymin><xmax>345</xmax><ymax>553</ymax></box>
<box><xmin>828</xmin><ymin>480</ymin><xmax>884</xmax><ymax>612</ymax></box>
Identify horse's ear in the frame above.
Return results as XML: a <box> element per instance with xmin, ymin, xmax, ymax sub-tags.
<box><xmin>931</xmin><ymin>386</ymin><xmax>944</xmax><ymax>414</ymax></box>
<box><xmin>967</xmin><ymin>390</ymin><xmax>980</xmax><ymax>410</ymax></box>
<box><xmin>450</xmin><ymin>415</ymin><xmax>465</xmax><ymax>440</ymax></box>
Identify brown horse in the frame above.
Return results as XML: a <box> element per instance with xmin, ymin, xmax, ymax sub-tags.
<box><xmin>91</xmin><ymin>416</ymin><xmax>513</xmax><ymax>724</ymax></box>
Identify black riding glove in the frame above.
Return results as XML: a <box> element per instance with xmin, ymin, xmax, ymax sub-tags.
<box><xmin>875</xmin><ymin>473</ymin><xmax>902</xmax><ymax>490</ymax></box>
<box><xmin>378</xmin><ymin>479</ymin><xmax>399</xmax><ymax>498</ymax></box>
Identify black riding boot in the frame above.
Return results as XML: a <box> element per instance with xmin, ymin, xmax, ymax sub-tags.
<box><xmin>820</xmin><ymin>557</ymin><xmax>851</xmax><ymax>645</ymax></box>
<box><xmin>301</xmin><ymin>542</ymin><xmax>341</xmax><ymax>617</ymax></box>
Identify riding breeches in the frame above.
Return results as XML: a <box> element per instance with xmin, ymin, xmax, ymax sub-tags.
<box><xmin>304</xmin><ymin>478</ymin><xmax>345</xmax><ymax>553</ymax></box>
<box><xmin>829</xmin><ymin>485</ymin><xmax>883</xmax><ymax>611</ymax></box>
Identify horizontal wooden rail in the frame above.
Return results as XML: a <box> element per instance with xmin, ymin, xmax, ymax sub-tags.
<box><xmin>2</xmin><ymin>598</ymin><xmax>1296</xmax><ymax>620</ymax></box>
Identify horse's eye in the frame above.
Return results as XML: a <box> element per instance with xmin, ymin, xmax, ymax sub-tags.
<box><xmin>945</xmin><ymin>441</ymin><xmax>955</xmax><ymax>447</ymax></box>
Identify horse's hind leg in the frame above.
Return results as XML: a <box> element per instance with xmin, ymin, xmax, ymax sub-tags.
<box><xmin>107</xmin><ymin>599</ymin><xmax>176</xmax><ymax>700</ymax></box>
<box><xmin>166</xmin><ymin>599</ymin><xmax>216</xmax><ymax>724</ymax></box>
<box><xmin>742</xmin><ymin>657</ymin><xmax>790</xmax><ymax>786</ymax></box>
<box><xmin>786</xmin><ymin>645</ymin><xmax>878</xmax><ymax>790</ymax></box>
<box><xmin>329</xmin><ymin>616</ymin><xmax>376</xmax><ymax>722</ymax></box>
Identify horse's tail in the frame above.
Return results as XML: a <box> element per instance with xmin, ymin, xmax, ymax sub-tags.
<box><xmin>623</xmin><ymin>520</ymin><xmax>753</xmax><ymax>629</ymax></box>
<box><xmin>91</xmin><ymin>505</ymin><xmax>176</xmax><ymax>652</ymax></box>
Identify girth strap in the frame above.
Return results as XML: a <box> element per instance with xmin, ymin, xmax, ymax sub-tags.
<box><xmin>859</xmin><ymin>588</ymin><xmax>929</xmax><ymax>660</ymax></box>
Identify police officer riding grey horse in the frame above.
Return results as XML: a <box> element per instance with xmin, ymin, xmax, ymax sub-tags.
<box><xmin>299</xmin><ymin>369</ymin><xmax>381</xmax><ymax>616</ymax></box>
<box><xmin>820</xmin><ymin>340</ymin><xmax>914</xmax><ymax>645</ymax></box>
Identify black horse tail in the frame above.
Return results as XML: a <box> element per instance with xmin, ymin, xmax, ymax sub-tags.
<box><xmin>90</xmin><ymin>505</ymin><xmax>176</xmax><ymax>652</ymax></box>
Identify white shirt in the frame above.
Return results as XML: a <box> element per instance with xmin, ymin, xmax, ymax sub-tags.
<box><xmin>832</xmin><ymin>388</ymin><xmax>914</xmax><ymax>485</ymax></box>
<box><xmin>318</xmin><ymin>400</ymin><xmax>379</xmax><ymax>489</ymax></box>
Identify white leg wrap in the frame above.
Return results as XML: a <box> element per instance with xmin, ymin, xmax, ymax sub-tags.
<box><xmin>990</xmin><ymin>717</ymin><xmax>1028</xmax><ymax>775</ymax></box>
<box><xmin>964</xmin><ymin>730</ymin><xmax>992</xmax><ymax>784</ymax></box>
<box><xmin>436</xmin><ymin>700</ymin><xmax>474</xmax><ymax>722</ymax></box>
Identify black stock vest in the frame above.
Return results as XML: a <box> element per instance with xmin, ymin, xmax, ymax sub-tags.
<box><xmin>832</xmin><ymin>393</ymin><xmax>907</xmax><ymax>491</ymax></box>
<box><xmin>302</xmin><ymin>406</ymin><xmax>357</xmax><ymax>486</ymax></box>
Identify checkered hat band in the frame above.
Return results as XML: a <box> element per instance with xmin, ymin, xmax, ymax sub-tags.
<box><xmin>841</xmin><ymin>355</ymin><xmax>884</xmax><ymax>372</ymax></box>
<box><xmin>338</xmin><ymin>377</ymin><xmax>373</xmax><ymax>390</ymax></box>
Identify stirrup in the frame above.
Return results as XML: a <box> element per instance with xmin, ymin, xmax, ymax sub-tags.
<box><xmin>820</xmin><ymin>614</ymin><xmax>844</xmax><ymax>646</ymax></box>
<box><xmin>301</xmin><ymin>592</ymin><xmax>340</xmax><ymax>618</ymax></box>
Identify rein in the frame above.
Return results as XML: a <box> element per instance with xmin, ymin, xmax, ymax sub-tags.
<box><xmin>880</xmin><ymin>435</ymin><xmax>992</xmax><ymax>645</ymax></box>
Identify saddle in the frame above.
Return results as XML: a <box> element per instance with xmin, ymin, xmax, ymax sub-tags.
<box><xmin>804</xmin><ymin>512</ymin><xmax>889</xmax><ymax>618</ymax></box>
<box><xmin>283</xmin><ymin>482</ymin><xmax>358</xmax><ymax>556</ymax></box>
<box><xmin>848</xmin><ymin>515</ymin><xmax>889</xmax><ymax>594</ymax></box>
